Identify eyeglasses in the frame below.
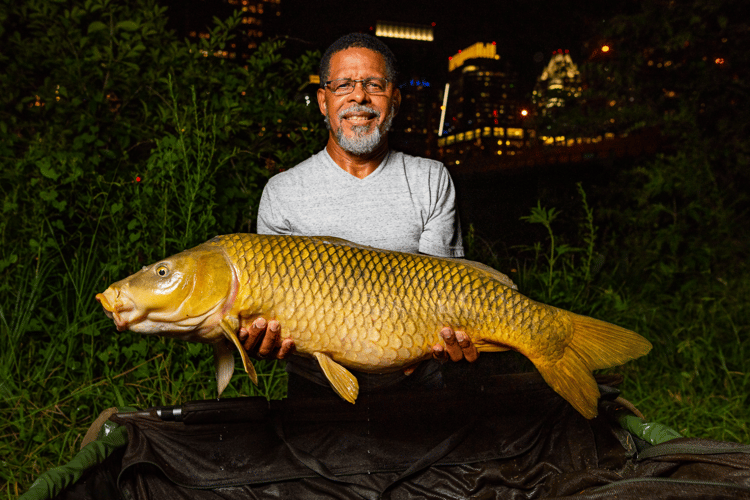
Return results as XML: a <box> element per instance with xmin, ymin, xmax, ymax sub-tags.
<box><xmin>323</xmin><ymin>78</ymin><xmax>390</xmax><ymax>96</ymax></box>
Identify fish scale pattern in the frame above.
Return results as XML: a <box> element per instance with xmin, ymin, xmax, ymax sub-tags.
<box><xmin>207</xmin><ymin>233</ymin><xmax>551</xmax><ymax>371</ymax></box>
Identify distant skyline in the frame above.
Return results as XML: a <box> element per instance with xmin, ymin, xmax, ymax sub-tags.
<box><xmin>161</xmin><ymin>1</ymin><xmax>625</xmax><ymax>91</ymax></box>
<box><xmin>277</xmin><ymin>0</ymin><xmax>625</xmax><ymax>88</ymax></box>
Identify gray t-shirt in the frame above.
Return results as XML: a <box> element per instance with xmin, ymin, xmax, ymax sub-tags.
<box><xmin>256</xmin><ymin>148</ymin><xmax>464</xmax><ymax>390</ymax></box>
<box><xmin>257</xmin><ymin>149</ymin><xmax>464</xmax><ymax>257</ymax></box>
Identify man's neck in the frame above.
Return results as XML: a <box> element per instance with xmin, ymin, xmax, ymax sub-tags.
<box><xmin>325</xmin><ymin>137</ymin><xmax>389</xmax><ymax>179</ymax></box>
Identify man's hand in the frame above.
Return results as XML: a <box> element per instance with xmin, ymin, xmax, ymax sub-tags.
<box><xmin>402</xmin><ymin>326</ymin><xmax>478</xmax><ymax>376</ymax></box>
<box><xmin>433</xmin><ymin>327</ymin><xmax>478</xmax><ymax>363</ymax></box>
<box><xmin>237</xmin><ymin>317</ymin><xmax>295</xmax><ymax>360</ymax></box>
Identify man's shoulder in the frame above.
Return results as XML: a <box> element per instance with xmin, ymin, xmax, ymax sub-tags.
<box><xmin>265</xmin><ymin>150</ymin><xmax>326</xmax><ymax>189</ymax></box>
<box><xmin>390</xmin><ymin>150</ymin><xmax>446</xmax><ymax>169</ymax></box>
<box><xmin>388</xmin><ymin>151</ymin><xmax>450</xmax><ymax>182</ymax></box>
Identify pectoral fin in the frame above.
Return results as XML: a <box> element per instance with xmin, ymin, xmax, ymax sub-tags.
<box><xmin>313</xmin><ymin>352</ymin><xmax>359</xmax><ymax>404</ymax></box>
<box><xmin>219</xmin><ymin>317</ymin><xmax>258</xmax><ymax>386</ymax></box>
<box><xmin>213</xmin><ymin>340</ymin><xmax>235</xmax><ymax>396</ymax></box>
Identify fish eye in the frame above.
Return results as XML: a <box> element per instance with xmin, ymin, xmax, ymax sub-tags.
<box><xmin>155</xmin><ymin>265</ymin><xmax>170</xmax><ymax>277</ymax></box>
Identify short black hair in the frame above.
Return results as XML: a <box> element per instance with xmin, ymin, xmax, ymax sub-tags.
<box><xmin>319</xmin><ymin>33</ymin><xmax>398</xmax><ymax>86</ymax></box>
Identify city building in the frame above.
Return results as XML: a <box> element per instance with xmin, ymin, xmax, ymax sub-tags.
<box><xmin>373</xmin><ymin>21</ymin><xmax>442</xmax><ymax>158</ymax></box>
<box><xmin>532</xmin><ymin>49</ymin><xmax>586</xmax><ymax>145</ymax></box>
<box><xmin>437</xmin><ymin>42</ymin><xmax>533</xmax><ymax>167</ymax></box>
<box><xmin>162</xmin><ymin>0</ymin><xmax>283</xmax><ymax>59</ymax></box>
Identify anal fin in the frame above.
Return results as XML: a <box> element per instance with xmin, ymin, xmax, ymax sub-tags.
<box><xmin>313</xmin><ymin>352</ymin><xmax>359</xmax><ymax>404</ymax></box>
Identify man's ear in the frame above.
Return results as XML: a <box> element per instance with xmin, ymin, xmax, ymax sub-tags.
<box><xmin>392</xmin><ymin>87</ymin><xmax>401</xmax><ymax>116</ymax></box>
<box><xmin>317</xmin><ymin>87</ymin><xmax>327</xmax><ymax>116</ymax></box>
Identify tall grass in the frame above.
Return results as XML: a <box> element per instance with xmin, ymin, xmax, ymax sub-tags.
<box><xmin>500</xmin><ymin>184</ymin><xmax>750</xmax><ymax>442</ymax></box>
<box><xmin>0</xmin><ymin>83</ymin><xmax>301</xmax><ymax>497</ymax></box>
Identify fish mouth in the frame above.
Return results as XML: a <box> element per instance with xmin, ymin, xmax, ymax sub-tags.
<box><xmin>96</xmin><ymin>289</ymin><xmax>136</xmax><ymax>331</ymax></box>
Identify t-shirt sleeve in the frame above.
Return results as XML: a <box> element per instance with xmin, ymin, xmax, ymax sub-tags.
<box><xmin>418</xmin><ymin>165</ymin><xmax>464</xmax><ymax>258</ymax></box>
<box><xmin>256</xmin><ymin>180</ymin><xmax>291</xmax><ymax>235</ymax></box>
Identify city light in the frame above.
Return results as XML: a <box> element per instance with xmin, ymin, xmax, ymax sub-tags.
<box><xmin>375</xmin><ymin>21</ymin><xmax>434</xmax><ymax>41</ymax></box>
<box><xmin>601</xmin><ymin>45</ymin><xmax>610</xmax><ymax>53</ymax></box>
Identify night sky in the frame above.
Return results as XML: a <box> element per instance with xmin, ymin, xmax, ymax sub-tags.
<box><xmin>278</xmin><ymin>0</ymin><xmax>625</xmax><ymax>88</ymax></box>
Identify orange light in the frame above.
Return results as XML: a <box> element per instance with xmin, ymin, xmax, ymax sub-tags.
<box><xmin>601</xmin><ymin>45</ymin><xmax>610</xmax><ymax>53</ymax></box>
<box><xmin>715</xmin><ymin>58</ymin><xmax>725</xmax><ymax>65</ymax></box>
<box><xmin>521</xmin><ymin>109</ymin><xmax>528</xmax><ymax>117</ymax></box>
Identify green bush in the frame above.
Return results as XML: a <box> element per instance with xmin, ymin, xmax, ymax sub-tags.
<box><xmin>0</xmin><ymin>0</ymin><xmax>324</xmax><ymax>492</ymax></box>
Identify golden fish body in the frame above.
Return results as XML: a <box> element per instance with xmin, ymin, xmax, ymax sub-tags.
<box><xmin>96</xmin><ymin>233</ymin><xmax>652</xmax><ymax>418</ymax></box>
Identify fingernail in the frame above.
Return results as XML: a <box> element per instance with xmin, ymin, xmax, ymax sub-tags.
<box><xmin>456</xmin><ymin>332</ymin><xmax>466</xmax><ymax>342</ymax></box>
<box><xmin>254</xmin><ymin>318</ymin><xmax>266</xmax><ymax>328</ymax></box>
<box><xmin>441</xmin><ymin>329</ymin><xmax>452</xmax><ymax>339</ymax></box>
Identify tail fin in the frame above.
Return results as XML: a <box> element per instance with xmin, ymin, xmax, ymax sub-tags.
<box><xmin>536</xmin><ymin>313</ymin><xmax>652</xmax><ymax>419</ymax></box>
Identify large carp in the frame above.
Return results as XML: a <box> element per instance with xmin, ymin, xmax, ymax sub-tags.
<box><xmin>96</xmin><ymin>234</ymin><xmax>651</xmax><ymax>418</ymax></box>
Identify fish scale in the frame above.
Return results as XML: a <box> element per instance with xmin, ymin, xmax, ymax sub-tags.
<box><xmin>96</xmin><ymin>233</ymin><xmax>652</xmax><ymax>419</ymax></box>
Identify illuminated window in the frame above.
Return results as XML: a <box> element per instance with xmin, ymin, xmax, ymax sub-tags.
<box><xmin>483</xmin><ymin>127</ymin><xmax>491</xmax><ymax>136</ymax></box>
<box><xmin>507</xmin><ymin>128</ymin><xmax>523</xmax><ymax>138</ymax></box>
<box><xmin>457</xmin><ymin>132</ymin><xmax>465</xmax><ymax>141</ymax></box>
<box><xmin>465</xmin><ymin>131</ymin><xmax>474</xmax><ymax>140</ymax></box>
<box><xmin>493</xmin><ymin>127</ymin><xmax>504</xmax><ymax>137</ymax></box>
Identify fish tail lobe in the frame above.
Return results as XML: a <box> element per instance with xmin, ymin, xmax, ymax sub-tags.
<box><xmin>536</xmin><ymin>313</ymin><xmax>652</xmax><ymax>419</ymax></box>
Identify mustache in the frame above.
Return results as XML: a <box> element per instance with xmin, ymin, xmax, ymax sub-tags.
<box><xmin>338</xmin><ymin>104</ymin><xmax>381</xmax><ymax>121</ymax></box>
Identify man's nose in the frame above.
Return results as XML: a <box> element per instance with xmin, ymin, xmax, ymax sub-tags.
<box><xmin>348</xmin><ymin>81</ymin><xmax>371</xmax><ymax>103</ymax></box>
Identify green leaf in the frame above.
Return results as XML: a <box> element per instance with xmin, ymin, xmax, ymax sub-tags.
<box><xmin>87</xmin><ymin>21</ymin><xmax>107</xmax><ymax>34</ymax></box>
<box><xmin>40</xmin><ymin>189</ymin><xmax>58</xmax><ymax>202</ymax></box>
<box><xmin>38</xmin><ymin>160</ymin><xmax>60</xmax><ymax>181</ymax></box>
<box><xmin>116</xmin><ymin>20</ymin><xmax>139</xmax><ymax>31</ymax></box>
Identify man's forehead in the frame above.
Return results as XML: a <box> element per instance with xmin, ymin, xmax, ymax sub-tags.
<box><xmin>328</xmin><ymin>47</ymin><xmax>387</xmax><ymax>77</ymax></box>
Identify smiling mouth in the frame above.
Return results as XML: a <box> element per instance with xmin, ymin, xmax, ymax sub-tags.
<box><xmin>343</xmin><ymin>114</ymin><xmax>375</xmax><ymax>124</ymax></box>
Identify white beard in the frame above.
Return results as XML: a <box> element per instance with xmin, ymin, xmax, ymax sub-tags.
<box><xmin>327</xmin><ymin>103</ymin><xmax>396</xmax><ymax>155</ymax></box>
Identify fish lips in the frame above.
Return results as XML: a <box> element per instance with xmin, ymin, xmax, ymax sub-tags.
<box><xmin>95</xmin><ymin>290</ymin><xmax>136</xmax><ymax>331</ymax></box>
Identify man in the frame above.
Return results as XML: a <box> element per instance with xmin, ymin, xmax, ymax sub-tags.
<box><xmin>238</xmin><ymin>33</ymin><xmax>478</xmax><ymax>395</ymax></box>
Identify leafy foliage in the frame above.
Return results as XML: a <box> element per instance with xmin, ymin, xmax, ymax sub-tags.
<box><xmin>0</xmin><ymin>0</ymin><xmax>324</xmax><ymax>493</ymax></box>
<box><xmin>510</xmin><ymin>0</ymin><xmax>750</xmax><ymax>445</ymax></box>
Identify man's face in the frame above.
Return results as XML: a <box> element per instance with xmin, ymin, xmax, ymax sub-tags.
<box><xmin>317</xmin><ymin>47</ymin><xmax>400</xmax><ymax>155</ymax></box>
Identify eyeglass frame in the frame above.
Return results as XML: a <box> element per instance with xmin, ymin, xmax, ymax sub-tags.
<box><xmin>322</xmin><ymin>77</ymin><xmax>392</xmax><ymax>96</ymax></box>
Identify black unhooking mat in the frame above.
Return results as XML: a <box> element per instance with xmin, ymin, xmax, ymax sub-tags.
<box><xmin>25</xmin><ymin>373</ymin><xmax>750</xmax><ymax>499</ymax></box>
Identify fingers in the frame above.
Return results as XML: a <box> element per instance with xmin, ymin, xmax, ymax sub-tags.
<box><xmin>237</xmin><ymin>317</ymin><xmax>296</xmax><ymax>360</ymax></box>
<box><xmin>433</xmin><ymin>327</ymin><xmax>478</xmax><ymax>363</ymax></box>
<box><xmin>238</xmin><ymin>317</ymin><xmax>267</xmax><ymax>351</ymax></box>
<box><xmin>441</xmin><ymin>327</ymin><xmax>463</xmax><ymax>362</ymax></box>
<box><xmin>456</xmin><ymin>330</ymin><xmax>479</xmax><ymax>362</ymax></box>
<box><xmin>277</xmin><ymin>338</ymin><xmax>295</xmax><ymax>360</ymax></box>
<box><xmin>257</xmin><ymin>320</ymin><xmax>280</xmax><ymax>358</ymax></box>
